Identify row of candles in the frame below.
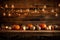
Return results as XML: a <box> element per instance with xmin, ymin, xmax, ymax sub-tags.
<box><xmin>0</xmin><ymin>4</ymin><xmax>59</xmax><ymax>17</ymax></box>
<box><xmin>0</xmin><ymin>4</ymin><xmax>59</xmax><ymax>13</ymax></box>
<box><xmin>1</xmin><ymin>23</ymin><xmax>59</xmax><ymax>30</ymax></box>
<box><xmin>3</xmin><ymin>3</ymin><xmax>60</xmax><ymax>8</ymax></box>
<box><xmin>2</xmin><ymin>12</ymin><xmax>58</xmax><ymax>17</ymax></box>
<box><xmin>2</xmin><ymin>8</ymin><xmax>58</xmax><ymax>17</ymax></box>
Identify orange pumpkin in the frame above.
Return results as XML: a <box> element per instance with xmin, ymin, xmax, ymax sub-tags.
<box><xmin>39</xmin><ymin>23</ymin><xmax>47</xmax><ymax>28</ymax></box>
<box><xmin>12</xmin><ymin>25</ymin><xmax>20</xmax><ymax>30</ymax></box>
<box><xmin>27</xmin><ymin>24</ymin><xmax>33</xmax><ymax>28</ymax></box>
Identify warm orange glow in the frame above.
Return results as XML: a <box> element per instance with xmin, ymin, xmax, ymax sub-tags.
<box><xmin>3</xmin><ymin>13</ymin><xmax>6</xmax><ymax>16</ymax></box>
<box><xmin>58</xmin><ymin>3</ymin><xmax>60</xmax><ymax>7</ymax></box>
<box><xmin>43</xmin><ymin>5</ymin><xmax>46</xmax><ymax>8</ymax></box>
<box><xmin>8</xmin><ymin>13</ymin><xmax>11</xmax><ymax>16</ymax></box>
<box><xmin>5</xmin><ymin>4</ymin><xmax>8</xmax><ymax>8</ymax></box>
<box><xmin>51</xmin><ymin>9</ymin><xmax>54</xmax><ymax>12</ymax></box>
<box><xmin>5</xmin><ymin>26</ymin><xmax>9</xmax><ymax>29</ymax></box>
<box><xmin>11</xmin><ymin>4</ymin><xmax>15</xmax><ymax>8</ymax></box>
<box><xmin>8</xmin><ymin>27</ymin><xmax>12</xmax><ymax>30</ymax></box>
<box><xmin>27</xmin><ymin>24</ymin><xmax>33</xmax><ymax>27</ymax></box>
<box><xmin>35</xmin><ymin>9</ymin><xmax>37</xmax><ymax>13</ymax></box>
<box><xmin>55</xmin><ymin>13</ymin><xmax>58</xmax><ymax>17</ymax></box>
<box><xmin>33</xmin><ymin>26</ymin><xmax>36</xmax><ymax>30</ymax></box>
<box><xmin>12</xmin><ymin>25</ymin><xmax>20</xmax><ymax>30</ymax></box>
<box><xmin>26</xmin><ymin>9</ymin><xmax>30</xmax><ymax>12</ymax></box>
<box><xmin>18</xmin><ymin>14</ymin><xmax>21</xmax><ymax>16</ymax></box>
<box><xmin>42</xmin><ymin>8</ymin><xmax>45</xmax><ymax>12</ymax></box>
<box><xmin>48</xmin><ymin>25</ymin><xmax>52</xmax><ymax>30</ymax></box>
<box><xmin>23</xmin><ymin>26</ymin><xmax>26</xmax><ymax>30</ymax></box>
<box><xmin>24</xmin><ymin>13</ymin><xmax>28</xmax><ymax>16</ymax></box>
<box><xmin>39</xmin><ymin>23</ymin><xmax>47</xmax><ymax>28</ymax></box>
<box><xmin>20</xmin><ymin>9</ymin><xmax>23</xmax><ymax>12</ymax></box>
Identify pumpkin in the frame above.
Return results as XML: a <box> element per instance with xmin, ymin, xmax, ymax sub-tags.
<box><xmin>12</xmin><ymin>24</ymin><xmax>20</xmax><ymax>30</ymax></box>
<box><xmin>39</xmin><ymin>23</ymin><xmax>47</xmax><ymax>29</ymax></box>
<box><xmin>27</xmin><ymin>24</ymin><xmax>33</xmax><ymax>28</ymax></box>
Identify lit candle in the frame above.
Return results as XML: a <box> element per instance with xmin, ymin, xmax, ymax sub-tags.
<box><xmin>55</xmin><ymin>13</ymin><xmax>58</xmax><ymax>17</ymax></box>
<box><xmin>20</xmin><ymin>9</ymin><xmax>22</xmax><ymax>12</ymax></box>
<box><xmin>24</xmin><ymin>13</ymin><xmax>28</xmax><ymax>16</ymax></box>
<box><xmin>42</xmin><ymin>8</ymin><xmax>45</xmax><ymax>12</ymax></box>
<box><xmin>8</xmin><ymin>27</ymin><xmax>12</xmax><ymax>30</ymax></box>
<box><xmin>22</xmin><ymin>25</ymin><xmax>26</xmax><ymax>30</ymax></box>
<box><xmin>48</xmin><ymin>25</ymin><xmax>52</xmax><ymax>30</ymax></box>
<box><xmin>26</xmin><ymin>9</ymin><xmax>29</xmax><ymax>12</ymax></box>
<box><xmin>44</xmin><ymin>5</ymin><xmax>46</xmax><ymax>8</ymax></box>
<box><xmin>35</xmin><ymin>9</ymin><xmax>37</xmax><ymax>13</ymax></box>
<box><xmin>8</xmin><ymin>13</ymin><xmax>11</xmax><ymax>16</ymax></box>
<box><xmin>3</xmin><ymin>13</ymin><xmax>6</xmax><ymax>16</ymax></box>
<box><xmin>5</xmin><ymin>4</ymin><xmax>8</xmax><ymax>8</ymax></box>
<box><xmin>6</xmin><ymin>26</ymin><xmax>9</xmax><ymax>29</ymax></box>
<box><xmin>58</xmin><ymin>3</ymin><xmax>60</xmax><ymax>7</ymax></box>
<box><xmin>18</xmin><ymin>14</ymin><xmax>21</xmax><ymax>16</ymax></box>
<box><xmin>11</xmin><ymin>4</ymin><xmax>14</xmax><ymax>8</ymax></box>
<box><xmin>33</xmin><ymin>26</ymin><xmax>36</xmax><ymax>30</ymax></box>
<box><xmin>36</xmin><ymin>25</ymin><xmax>41</xmax><ymax>30</ymax></box>
<box><xmin>23</xmin><ymin>26</ymin><xmax>26</xmax><ymax>30</ymax></box>
<box><xmin>51</xmin><ymin>9</ymin><xmax>54</xmax><ymax>12</ymax></box>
